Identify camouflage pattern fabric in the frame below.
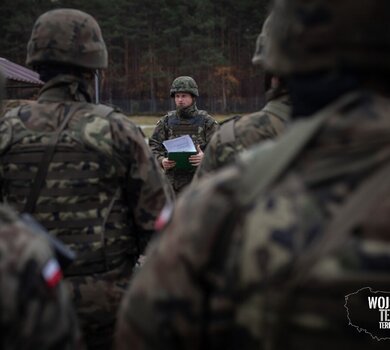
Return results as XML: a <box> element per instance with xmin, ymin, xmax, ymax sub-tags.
<box><xmin>149</xmin><ymin>103</ymin><xmax>218</xmax><ymax>193</ymax></box>
<box><xmin>170</xmin><ymin>76</ymin><xmax>199</xmax><ymax>97</ymax></box>
<box><xmin>1</xmin><ymin>99</ymin><xmax>31</xmax><ymax>117</ymax></box>
<box><xmin>0</xmin><ymin>74</ymin><xmax>172</xmax><ymax>349</ymax></box>
<box><xmin>115</xmin><ymin>90</ymin><xmax>390</xmax><ymax>349</ymax></box>
<box><xmin>26</xmin><ymin>8</ymin><xmax>107</xmax><ymax>69</ymax></box>
<box><xmin>0</xmin><ymin>205</ymin><xmax>83</xmax><ymax>350</ymax></box>
<box><xmin>194</xmin><ymin>91</ymin><xmax>291</xmax><ymax>181</ymax></box>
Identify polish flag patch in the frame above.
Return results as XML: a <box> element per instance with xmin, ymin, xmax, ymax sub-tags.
<box><xmin>42</xmin><ymin>258</ymin><xmax>63</xmax><ymax>288</ymax></box>
<box><xmin>154</xmin><ymin>202</ymin><xmax>174</xmax><ymax>232</ymax></box>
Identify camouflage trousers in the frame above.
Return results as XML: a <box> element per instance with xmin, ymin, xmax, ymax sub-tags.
<box><xmin>166</xmin><ymin>169</ymin><xmax>195</xmax><ymax>194</ymax></box>
<box><xmin>65</xmin><ymin>261</ymin><xmax>133</xmax><ymax>350</ymax></box>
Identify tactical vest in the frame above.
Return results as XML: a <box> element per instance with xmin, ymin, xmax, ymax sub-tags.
<box><xmin>0</xmin><ymin>103</ymin><xmax>137</xmax><ymax>276</ymax></box>
<box><xmin>166</xmin><ymin>110</ymin><xmax>207</xmax><ymax>139</ymax></box>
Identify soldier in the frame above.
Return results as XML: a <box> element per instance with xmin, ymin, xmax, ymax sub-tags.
<box><xmin>0</xmin><ymin>71</ymin><xmax>83</xmax><ymax>349</ymax></box>
<box><xmin>149</xmin><ymin>76</ymin><xmax>218</xmax><ymax>194</ymax></box>
<box><xmin>116</xmin><ymin>0</ymin><xmax>390</xmax><ymax>349</ymax></box>
<box><xmin>0</xmin><ymin>9</ymin><xmax>172</xmax><ymax>350</ymax></box>
<box><xmin>194</xmin><ymin>14</ymin><xmax>291</xmax><ymax>181</ymax></box>
<box><xmin>0</xmin><ymin>207</ymin><xmax>84</xmax><ymax>350</ymax></box>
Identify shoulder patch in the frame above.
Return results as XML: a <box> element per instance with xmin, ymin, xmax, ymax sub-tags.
<box><xmin>42</xmin><ymin>258</ymin><xmax>63</xmax><ymax>288</ymax></box>
<box><xmin>154</xmin><ymin>202</ymin><xmax>174</xmax><ymax>232</ymax></box>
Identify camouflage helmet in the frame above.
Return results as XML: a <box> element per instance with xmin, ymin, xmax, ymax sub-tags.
<box><xmin>252</xmin><ymin>13</ymin><xmax>273</xmax><ymax>66</ymax></box>
<box><xmin>26</xmin><ymin>9</ymin><xmax>108</xmax><ymax>69</ymax></box>
<box><xmin>265</xmin><ymin>0</ymin><xmax>390</xmax><ymax>75</ymax></box>
<box><xmin>170</xmin><ymin>76</ymin><xmax>199</xmax><ymax>97</ymax></box>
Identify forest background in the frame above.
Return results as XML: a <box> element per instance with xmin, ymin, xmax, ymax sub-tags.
<box><xmin>0</xmin><ymin>0</ymin><xmax>271</xmax><ymax>115</ymax></box>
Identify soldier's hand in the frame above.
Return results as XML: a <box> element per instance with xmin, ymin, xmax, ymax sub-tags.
<box><xmin>162</xmin><ymin>157</ymin><xmax>176</xmax><ymax>170</ymax></box>
<box><xmin>189</xmin><ymin>145</ymin><xmax>204</xmax><ymax>167</ymax></box>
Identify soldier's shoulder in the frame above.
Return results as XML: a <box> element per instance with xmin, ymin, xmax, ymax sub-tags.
<box><xmin>156</xmin><ymin>112</ymin><xmax>172</xmax><ymax>124</ymax></box>
<box><xmin>84</xmin><ymin>103</ymin><xmax>137</xmax><ymax>130</ymax></box>
<box><xmin>78</xmin><ymin>104</ymin><xmax>144</xmax><ymax>156</ymax></box>
<box><xmin>2</xmin><ymin>99</ymin><xmax>32</xmax><ymax>117</ymax></box>
<box><xmin>166</xmin><ymin>110</ymin><xmax>176</xmax><ymax>118</ymax></box>
<box><xmin>198</xmin><ymin>109</ymin><xmax>215</xmax><ymax>120</ymax></box>
<box><xmin>236</xmin><ymin>110</ymin><xmax>270</xmax><ymax>127</ymax></box>
<box><xmin>219</xmin><ymin>114</ymin><xmax>242</xmax><ymax>126</ymax></box>
<box><xmin>262</xmin><ymin>95</ymin><xmax>292</xmax><ymax>122</ymax></box>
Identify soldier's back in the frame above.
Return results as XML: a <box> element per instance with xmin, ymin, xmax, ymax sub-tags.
<box><xmin>115</xmin><ymin>90</ymin><xmax>390</xmax><ymax>349</ymax></box>
<box><xmin>0</xmin><ymin>205</ymin><xmax>83</xmax><ymax>350</ymax></box>
<box><xmin>0</xmin><ymin>94</ymin><xmax>170</xmax><ymax>349</ymax></box>
<box><xmin>217</xmin><ymin>90</ymin><xmax>390</xmax><ymax>349</ymax></box>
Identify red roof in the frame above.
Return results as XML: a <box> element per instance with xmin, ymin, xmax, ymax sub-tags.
<box><xmin>0</xmin><ymin>57</ymin><xmax>43</xmax><ymax>86</ymax></box>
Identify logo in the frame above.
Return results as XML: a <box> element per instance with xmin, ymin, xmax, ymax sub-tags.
<box><xmin>345</xmin><ymin>287</ymin><xmax>390</xmax><ymax>341</ymax></box>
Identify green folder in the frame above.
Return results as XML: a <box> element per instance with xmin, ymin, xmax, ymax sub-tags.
<box><xmin>168</xmin><ymin>152</ymin><xmax>197</xmax><ymax>170</ymax></box>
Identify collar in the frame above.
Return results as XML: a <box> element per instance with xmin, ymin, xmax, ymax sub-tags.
<box><xmin>38</xmin><ymin>75</ymin><xmax>93</xmax><ymax>103</ymax></box>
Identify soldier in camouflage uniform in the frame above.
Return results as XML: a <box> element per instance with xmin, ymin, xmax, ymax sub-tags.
<box><xmin>0</xmin><ymin>9</ymin><xmax>172</xmax><ymax>350</ymax></box>
<box><xmin>0</xmin><ymin>207</ymin><xmax>84</xmax><ymax>350</ymax></box>
<box><xmin>149</xmin><ymin>76</ymin><xmax>218</xmax><ymax>194</ymax></box>
<box><xmin>116</xmin><ymin>0</ymin><xmax>390</xmax><ymax>349</ymax></box>
<box><xmin>0</xmin><ymin>71</ymin><xmax>83</xmax><ymax>349</ymax></box>
<box><xmin>194</xmin><ymin>14</ymin><xmax>291</xmax><ymax>181</ymax></box>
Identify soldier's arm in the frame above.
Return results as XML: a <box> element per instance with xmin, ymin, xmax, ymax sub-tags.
<box><xmin>202</xmin><ymin>115</ymin><xmax>219</xmax><ymax>149</ymax></box>
<box><xmin>148</xmin><ymin>117</ymin><xmax>168</xmax><ymax>166</ymax></box>
<box><xmin>115</xmin><ymin>168</ymin><xmax>238</xmax><ymax>350</ymax></box>
<box><xmin>192</xmin><ymin>130</ymin><xmax>222</xmax><ymax>181</ymax></box>
<box><xmin>0</xmin><ymin>219</ymin><xmax>84</xmax><ymax>350</ymax></box>
<box><xmin>111</xmin><ymin>114</ymin><xmax>173</xmax><ymax>252</ymax></box>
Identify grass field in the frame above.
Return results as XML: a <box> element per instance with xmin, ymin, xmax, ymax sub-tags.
<box><xmin>128</xmin><ymin>114</ymin><xmax>233</xmax><ymax>139</ymax></box>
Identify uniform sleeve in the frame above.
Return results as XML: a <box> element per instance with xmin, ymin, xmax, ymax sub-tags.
<box><xmin>0</xmin><ymin>222</ymin><xmax>84</xmax><ymax>350</ymax></box>
<box><xmin>193</xmin><ymin>130</ymin><xmax>221</xmax><ymax>181</ymax></box>
<box><xmin>202</xmin><ymin>115</ymin><xmax>219</xmax><ymax>148</ymax></box>
<box><xmin>110</xmin><ymin>114</ymin><xmax>173</xmax><ymax>252</ymax></box>
<box><xmin>115</xmin><ymin>168</ymin><xmax>238</xmax><ymax>350</ymax></box>
<box><xmin>148</xmin><ymin>117</ymin><xmax>168</xmax><ymax>166</ymax></box>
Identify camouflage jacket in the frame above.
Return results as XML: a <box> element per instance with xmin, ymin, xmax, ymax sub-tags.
<box><xmin>194</xmin><ymin>92</ymin><xmax>291</xmax><ymax>181</ymax></box>
<box><xmin>149</xmin><ymin>103</ymin><xmax>218</xmax><ymax>193</ymax></box>
<box><xmin>0</xmin><ymin>74</ymin><xmax>172</xmax><ymax>349</ymax></box>
<box><xmin>116</xmin><ymin>90</ymin><xmax>390</xmax><ymax>350</ymax></box>
<box><xmin>0</xmin><ymin>205</ymin><xmax>83</xmax><ymax>350</ymax></box>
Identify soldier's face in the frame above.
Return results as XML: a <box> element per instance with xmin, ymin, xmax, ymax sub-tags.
<box><xmin>174</xmin><ymin>93</ymin><xmax>194</xmax><ymax>109</ymax></box>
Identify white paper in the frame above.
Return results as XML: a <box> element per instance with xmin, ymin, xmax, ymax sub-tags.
<box><xmin>163</xmin><ymin>135</ymin><xmax>196</xmax><ymax>152</ymax></box>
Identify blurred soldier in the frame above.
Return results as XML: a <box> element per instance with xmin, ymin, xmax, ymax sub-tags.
<box><xmin>0</xmin><ymin>9</ymin><xmax>172</xmax><ymax>350</ymax></box>
<box><xmin>0</xmin><ymin>207</ymin><xmax>84</xmax><ymax>350</ymax></box>
<box><xmin>194</xmin><ymin>14</ymin><xmax>291</xmax><ymax>181</ymax></box>
<box><xmin>0</xmin><ymin>71</ymin><xmax>83</xmax><ymax>349</ymax></box>
<box><xmin>116</xmin><ymin>0</ymin><xmax>390</xmax><ymax>349</ymax></box>
<box><xmin>149</xmin><ymin>76</ymin><xmax>218</xmax><ymax>194</ymax></box>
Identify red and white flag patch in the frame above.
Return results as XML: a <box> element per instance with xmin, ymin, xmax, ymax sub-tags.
<box><xmin>154</xmin><ymin>202</ymin><xmax>174</xmax><ymax>232</ymax></box>
<box><xmin>42</xmin><ymin>258</ymin><xmax>63</xmax><ymax>288</ymax></box>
